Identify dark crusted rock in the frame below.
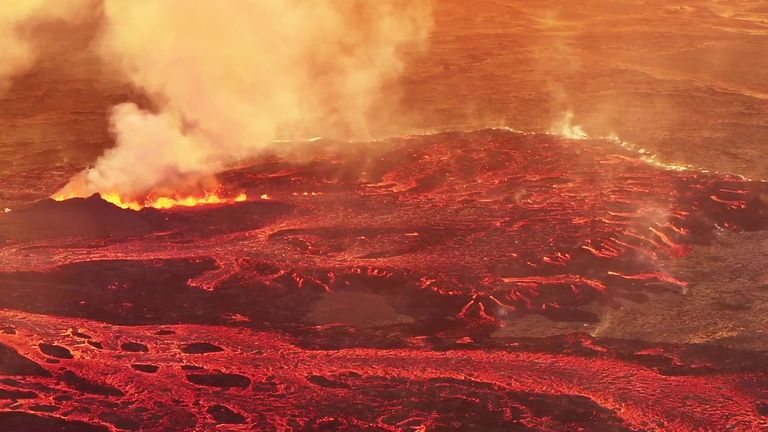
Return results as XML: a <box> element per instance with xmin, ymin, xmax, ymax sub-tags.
<box><xmin>186</xmin><ymin>373</ymin><xmax>251</xmax><ymax>388</ymax></box>
<box><xmin>207</xmin><ymin>404</ymin><xmax>246</xmax><ymax>424</ymax></box>
<box><xmin>120</xmin><ymin>342</ymin><xmax>149</xmax><ymax>353</ymax></box>
<box><xmin>181</xmin><ymin>365</ymin><xmax>204</xmax><ymax>371</ymax></box>
<box><xmin>0</xmin><ymin>343</ymin><xmax>50</xmax><ymax>377</ymax></box>
<box><xmin>38</xmin><ymin>343</ymin><xmax>73</xmax><ymax>359</ymax></box>
<box><xmin>0</xmin><ymin>194</ymin><xmax>161</xmax><ymax>241</ymax></box>
<box><xmin>29</xmin><ymin>404</ymin><xmax>59</xmax><ymax>413</ymax></box>
<box><xmin>0</xmin><ymin>388</ymin><xmax>38</xmax><ymax>399</ymax></box>
<box><xmin>60</xmin><ymin>370</ymin><xmax>124</xmax><ymax>397</ymax></box>
<box><xmin>756</xmin><ymin>401</ymin><xmax>768</xmax><ymax>417</ymax></box>
<box><xmin>71</xmin><ymin>330</ymin><xmax>92</xmax><ymax>339</ymax></box>
<box><xmin>155</xmin><ymin>329</ymin><xmax>176</xmax><ymax>336</ymax></box>
<box><xmin>307</xmin><ymin>375</ymin><xmax>350</xmax><ymax>389</ymax></box>
<box><xmin>181</xmin><ymin>342</ymin><xmax>224</xmax><ymax>354</ymax></box>
<box><xmin>131</xmin><ymin>364</ymin><xmax>159</xmax><ymax>373</ymax></box>
<box><xmin>87</xmin><ymin>341</ymin><xmax>104</xmax><ymax>350</ymax></box>
<box><xmin>0</xmin><ymin>412</ymin><xmax>109</xmax><ymax>432</ymax></box>
<box><xmin>98</xmin><ymin>412</ymin><xmax>140</xmax><ymax>431</ymax></box>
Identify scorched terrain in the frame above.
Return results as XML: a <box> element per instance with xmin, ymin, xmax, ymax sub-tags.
<box><xmin>2</xmin><ymin>0</ymin><xmax>768</xmax><ymax>431</ymax></box>
<box><xmin>1</xmin><ymin>130</ymin><xmax>767</xmax><ymax>430</ymax></box>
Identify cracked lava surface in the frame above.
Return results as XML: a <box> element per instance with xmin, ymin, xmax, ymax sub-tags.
<box><xmin>0</xmin><ymin>130</ymin><xmax>767</xmax><ymax>430</ymax></box>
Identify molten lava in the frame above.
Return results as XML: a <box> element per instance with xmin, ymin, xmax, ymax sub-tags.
<box><xmin>2</xmin><ymin>130</ymin><xmax>767</xmax><ymax>431</ymax></box>
<box><xmin>52</xmin><ymin>191</ymin><xmax>248</xmax><ymax>211</ymax></box>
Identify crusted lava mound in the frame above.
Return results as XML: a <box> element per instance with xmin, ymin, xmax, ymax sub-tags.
<box><xmin>1</xmin><ymin>130</ymin><xmax>767</xmax><ymax>431</ymax></box>
<box><xmin>0</xmin><ymin>194</ymin><xmax>162</xmax><ymax>240</ymax></box>
<box><xmin>0</xmin><ymin>193</ymin><xmax>292</xmax><ymax>241</ymax></box>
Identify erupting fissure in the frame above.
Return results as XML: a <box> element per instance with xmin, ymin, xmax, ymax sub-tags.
<box><xmin>2</xmin><ymin>129</ymin><xmax>768</xmax><ymax>431</ymax></box>
<box><xmin>52</xmin><ymin>191</ymin><xmax>248</xmax><ymax>211</ymax></box>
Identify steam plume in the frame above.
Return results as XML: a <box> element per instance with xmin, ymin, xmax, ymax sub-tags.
<box><xmin>550</xmin><ymin>111</ymin><xmax>588</xmax><ymax>140</ymax></box>
<box><xmin>0</xmin><ymin>0</ymin><xmax>90</xmax><ymax>94</ymax></box>
<box><xmin>57</xmin><ymin>0</ymin><xmax>433</xmax><ymax>199</ymax></box>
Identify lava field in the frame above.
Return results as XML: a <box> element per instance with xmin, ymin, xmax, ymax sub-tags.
<box><xmin>1</xmin><ymin>129</ymin><xmax>767</xmax><ymax>431</ymax></box>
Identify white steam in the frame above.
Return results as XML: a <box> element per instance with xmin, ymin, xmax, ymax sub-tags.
<box><xmin>0</xmin><ymin>0</ymin><xmax>91</xmax><ymax>94</ymax></box>
<box><xmin>55</xmin><ymin>0</ymin><xmax>433</xmax><ymax>198</ymax></box>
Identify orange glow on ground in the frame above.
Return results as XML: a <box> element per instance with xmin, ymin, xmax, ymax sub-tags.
<box><xmin>53</xmin><ymin>192</ymin><xmax>248</xmax><ymax>211</ymax></box>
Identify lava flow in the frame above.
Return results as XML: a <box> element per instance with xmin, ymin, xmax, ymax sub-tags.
<box><xmin>1</xmin><ymin>130</ymin><xmax>767</xmax><ymax>431</ymax></box>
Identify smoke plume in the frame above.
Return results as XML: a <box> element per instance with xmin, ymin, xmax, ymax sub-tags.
<box><xmin>56</xmin><ymin>0</ymin><xmax>433</xmax><ymax>199</ymax></box>
<box><xmin>0</xmin><ymin>0</ymin><xmax>90</xmax><ymax>94</ymax></box>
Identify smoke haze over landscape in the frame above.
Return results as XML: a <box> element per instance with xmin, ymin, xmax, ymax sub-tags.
<box><xmin>46</xmin><ymin>0</ymin><xmax>433</xmax><ymax>199</ymax></box>
<box><xmin>2</xmin><ymin>2</ymin><xmax>768</xmax><ymax>430</ymax></box>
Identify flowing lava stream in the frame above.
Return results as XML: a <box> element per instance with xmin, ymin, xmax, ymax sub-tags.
<box><xmin>0</xmin><ymin>130</ymin><xmax>767</xmax><ymax>431</ymax></box>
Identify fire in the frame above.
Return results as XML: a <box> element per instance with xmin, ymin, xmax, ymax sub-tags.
<box><xmin>53</xmin><ymin>192</ymin><xmax>248</xmax><ymax>211</ymax></box>
<box><xmin>550</xmin><ymin>114</ymin><xmax>692</xmax><ymax>172</ymax></box>
<box><xmin>550</xmin><ymin>110</ymin><xmax>588</xmax><ymax>140</ymax></box>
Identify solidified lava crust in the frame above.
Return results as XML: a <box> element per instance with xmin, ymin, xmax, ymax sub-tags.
<box><xmin>1</xmin><ymin>130</ymin><xmax>767</xmax><ymax>431</ymax></box>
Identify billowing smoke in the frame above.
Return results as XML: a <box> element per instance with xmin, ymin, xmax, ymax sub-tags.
<box><xmin>55</xmin><ymin>0</ymin><xmax>433</xmax><ymax>199</ymax></box>
<box><xmin>0</xmin><ymin>0</ymin><xmax>91</xmax><ymax>94</ymax></box>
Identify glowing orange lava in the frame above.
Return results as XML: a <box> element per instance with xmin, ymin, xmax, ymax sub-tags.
<box><xmin>53</xmin><ymin>192</ymin><xmax>248</xmax><ymax>211</ymax></box>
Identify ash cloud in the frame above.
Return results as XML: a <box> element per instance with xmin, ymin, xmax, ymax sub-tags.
<box><xmin>55</xmin><ymin>0</ymin><xmax>433</xmax><ymax>199</ymax></box>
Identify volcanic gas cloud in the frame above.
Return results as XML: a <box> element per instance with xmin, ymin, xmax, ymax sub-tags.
<box><xmin>6</xmin><ymin>0</ymin><xmax>432</xmax><ymax>207</ymax></box>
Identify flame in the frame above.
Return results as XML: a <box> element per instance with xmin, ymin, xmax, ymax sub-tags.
<box><xmin>53</xmin><ymin>192</ymin><xmax>248</xmax><ymax>211</ymax></box>
<box><xmin>548</xmin><ymin>113</ymin><xmax>691</xmax><ymax>172</ymax></box>
<box><xmin>607</xmin><ymin>134</ymin><xmax>691</xmax><ymax>172</ymax></box>
<box><xmin>550</xmin><ymin>110</ymin><xmax>588</xmax><ymax>140</ymax></box>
